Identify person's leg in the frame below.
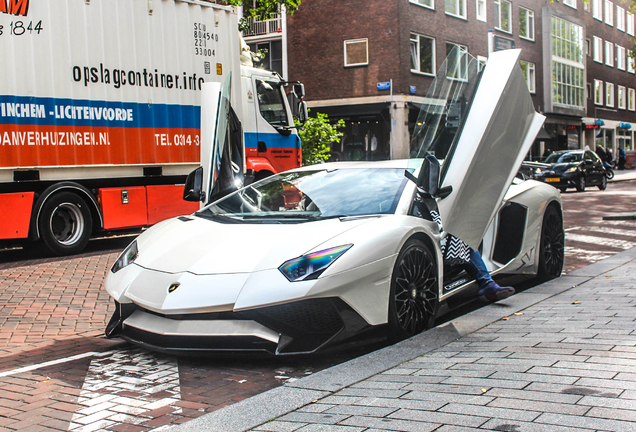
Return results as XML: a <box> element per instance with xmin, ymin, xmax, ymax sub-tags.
<box><xmin>463</xmin><ymin>247</ymin><xmax>493</xmax><ymax>288</ymax></box>
<box><xmin>463</xmin><ymin>248</ymin><xmax>515</xmax><ymax>301</ymax></box>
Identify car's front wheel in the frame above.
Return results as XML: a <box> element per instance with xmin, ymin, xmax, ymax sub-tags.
<box><xmin>388</xmin><ymin>238</ymin><xmax>438</xmax><ymax>341</ymax></box>
<box><xmin>598</xmin><ymin>175</ymin><xmax>607</xmax><ymax>190</ymax></box>
<box><xmin>575</xmin><ymin>175</ymin><xmax>586</xmax><ymax>192</ymax></box>
<box><xmin>537</xmin><ymin>206</ymin><xmax>564</xmax><ymax>282</ymax></box>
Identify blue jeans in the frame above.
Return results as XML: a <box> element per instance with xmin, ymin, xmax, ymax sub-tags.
<box><xmin>463</xmin><ymin>248</ymin><xmax>494</xmax><ymax>289</ymax></box>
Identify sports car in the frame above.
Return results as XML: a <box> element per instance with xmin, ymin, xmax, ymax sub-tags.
<box><xmin>104</xmin><ymin>48</ymin><xmax>565</xmax><ymax>355</ymax></box>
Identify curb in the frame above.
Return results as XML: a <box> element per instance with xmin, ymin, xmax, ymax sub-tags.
<box><xmin>172</xmin><ymin>247</ymin><xmax>636</xmax><ymax>432</ymax></box>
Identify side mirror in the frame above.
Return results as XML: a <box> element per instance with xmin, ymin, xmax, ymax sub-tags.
<box><xmin>183</xmin><ymin>167</ymin><xmax>206</xmax><ymax>202</ymax></box>
<box><xmin>293</xmin><ymin>83</ymin><xmax>305</xmax><ymax>99</ymax></box>
<box><xmin>298</xmin><ymin>101</ymin><xmax>308</xmax><ymax>124</ymax></box>
<box><xmin>405</xmin><ymin>155</ymin><xmax>453</xmax><ymax>199</ymax></box>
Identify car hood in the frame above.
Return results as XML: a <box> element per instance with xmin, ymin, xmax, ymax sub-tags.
<box><xmin>133</xmin><ymin>215</ymin><xmax>373</xmax><ymax>275</ymax></box>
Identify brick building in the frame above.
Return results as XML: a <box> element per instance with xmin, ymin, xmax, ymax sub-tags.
<box><xmin>244</xmin><ymin>0</ymin><xmax>636</xmax><ymax>163</ymax></box>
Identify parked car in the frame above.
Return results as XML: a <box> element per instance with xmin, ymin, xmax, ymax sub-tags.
<box><xmin>535</xmin><ymin>150</ymin><xmax>607</xmax><ymax>192</ymax></box>
<box><xmin>103</xmin><ymin>48</ymin><xmax>565</xmax><ymax>355</ymax></box>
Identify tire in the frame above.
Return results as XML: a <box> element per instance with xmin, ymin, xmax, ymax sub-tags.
<box><xmin>598</xmin><ymin>175</ymin><xmax>607</xmax><ymax>191</ymax></box>
<box><xmin>605</xmin><ymin>168</ymin><xmax>614</xmax><ymax>180</ymax></box>
<box><xmin>536</xmin><ymin>206</ymin><xmax>564</xmax><ymax>282</ymax></box>
<box><xmin>388</xmin><ymin>238</ymin><xmax>438</xmax><ymax>341</ymax></box>
<box><xmin>38</xmin><ymin>192</ymin><xmax>93</xmax><ymax>256</ymax></box>
<box><xmin>575</xmin><ymin>175</ymin><xmax>586</xmax><ymax>192</ymax></box>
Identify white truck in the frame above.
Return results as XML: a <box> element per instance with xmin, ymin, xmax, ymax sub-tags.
<box><xmin>0</xmin><ymin>0</ymin><xmax>305</xmax><ymax>255</ymax></box>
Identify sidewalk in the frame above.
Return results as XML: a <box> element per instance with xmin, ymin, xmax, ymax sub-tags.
<box><xmin>175</xmin><ymin>246</ymin><xmax>636</xmax><ymax>432</ymax></box>
<box><xmin>610</xmin><ymin>168</ymin><xmax>636</xmax><ymax>183</ymax></box>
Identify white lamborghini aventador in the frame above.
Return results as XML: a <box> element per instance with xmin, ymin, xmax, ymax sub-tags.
<box><xmin>104</xmin><ymin>48</ymin><xmax>565</xmax><ymax>355</ymax></box>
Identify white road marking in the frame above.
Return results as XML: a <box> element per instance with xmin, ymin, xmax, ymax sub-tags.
<box><xmin>565</xmin><ymin>233</ymin><xmax>636</xmax><ymax>250</ymax></box>
<box><xmin>0</xmin><ymin>350</ymin><xmax>117</xmax><ymax>378</ymax></box>
<box><xmin>70</xmin><ymin>349</ymin><xmax>181</xmax><ymax>431</ymax></box>
<box><xmin>570</xmin><ymin>226</ymin><xmax>636</xmax><ymax>237</ymax></box>
<box><xmin>564</xmin><ymin>247</ymin><xmax>614</xmax><ymax>263</ymax></box>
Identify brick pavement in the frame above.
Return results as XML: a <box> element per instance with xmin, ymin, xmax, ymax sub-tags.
<box><xmin>221</xmin><ymin>248</ymin><xmax>636</xmax><ymax>432</ymax></box>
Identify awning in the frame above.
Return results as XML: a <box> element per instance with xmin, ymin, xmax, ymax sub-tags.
<box><xmin>583</xmin><ymin>119</ymin><xmax>605</xmax><ymax>126</ymax></box>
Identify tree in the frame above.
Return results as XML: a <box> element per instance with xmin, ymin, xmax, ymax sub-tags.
<box><xmin>296</xmin><ymin>111</ymin><xmax>345</xmax><ymax>166</ymax></box>
<box><xmin>223</xmin><ymin>0</ymin><xmax>301</xmax><ymax>32</ymax></box>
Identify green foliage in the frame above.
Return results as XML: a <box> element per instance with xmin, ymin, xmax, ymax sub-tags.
<box><xmin>296</xmin><ymin>111</ymin><xmax>345</xmax><ymax>166</ymax></box>
<box><xmin>223</xmin><ymin>0</ymin><xmax>301</xmax><ymax>32</ymax></box>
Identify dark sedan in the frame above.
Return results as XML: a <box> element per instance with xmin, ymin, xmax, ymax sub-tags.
<box><xmin>535</xmin><ymin>150</ymin><xmax>607</xmax><ymax>192</ymax></box>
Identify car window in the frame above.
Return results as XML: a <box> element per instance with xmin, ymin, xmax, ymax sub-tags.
<box><xmin>585</xmin><ymin>150</ymin><xmax>600</xmax><ymax>162</ymax></box>
<box><xmin>546</xmin><ymin>152</ymin><xmax>582</xmax><ymax>163</ymax></box>
<box><xmin>198</xmin><ymin>168</ymin><xmax>408</xmax><ymax>222</ymax></box>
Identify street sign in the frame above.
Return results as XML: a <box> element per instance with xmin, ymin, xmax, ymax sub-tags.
<box><xmin>377</xmin><ymin>81</ymin><xmax>391</xmax><ymax>90</ymax></box>
<box><xmin>494</xmin><ymin>35</ymin><xmax>515</xmax><ymax>51</ymax></box>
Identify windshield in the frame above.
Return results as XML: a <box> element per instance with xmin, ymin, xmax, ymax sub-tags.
<box><xmin>409</xmin><ymin>46</ymin><xmax>482</xmax><ymax>181</ymax></box>
<box><xmin>256</xmin><ymin>79</ymin><xmax>290</xmax><ymax>127</ymax></box>
<box><xmin>197</xmin><ymin>168</ymin><xmax>408</xmax><ymax>222</ymax></box>
<box><xmin>545</xmin><ymin>152</ymin><xmax>582</xmax><ymax>163</ymax></box>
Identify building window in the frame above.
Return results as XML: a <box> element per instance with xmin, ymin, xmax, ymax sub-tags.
<box><xmin>519</xmin><ymin>61</ymin><xmax>536</xmax><ymax>93</ymax></box>
<box><xmin>519</xmin><ymin>7</ymin><xmax>534</xmax><ymax>40</ymax></box>
<box><xmin>629</xmin><ymin>88</ymin><xmax>635</xmax><ymax>111</ymax></box>
<box><xmin>495</xmin><ymin>0</ymin><xmax>512</xmax><ymax>33</ymax></box>
<box><xmin>627</xmin><ymin>12</ymin><xmax>635</xmax><ymax>35</ymax></box>
<box><xmin>606</xmin><ymin>82</ymin><xmax>614</xmax><ymax>106</ymax></box>
<box><xmin>595</xmin><ymin>80</ymin><xmax>604</xmax><ymax>105</ymax></box>
<box><xmin>563</xmin><ymin>0</ymin><xmax>577</xmax><ymax>9</ymax></box>
<box><xmin>410</xmin><ymin>34</ymin><xmax>436</xmax><ymax>75</ymax></box>
<box><xmin>476</xmin><ymin>0</ymin><xmax>487</xmax><ymax>21</ymax></box>
<box><xmin>617</xmin><ymin>6</ymin><xmax>626</xmax><ymax>31</ymax></box>
<box><xmin>410</xmin><ymin>0</ymin><xmax>435</xmax><ymax>9</ymax></box>
<box><xmin>446</xmin><ymin>0</ymin><xmax>467</xmax><ymax>19</ymax></box>
<box><xmin>592</xmin><ymin>0</ymin><xmax>602</xmax><ymax>20</ymax></box>
<box><xmin>446</xmin><ymin>43</ymin><xmax>469</xmax><ymax>80</ymax></box>
<box><xmin>629</xmin><ymin>58</ymin><xmax>635</xmax><ymax>74</ymax></box>
<box><xmin>617</xmin><ymin>129</ymin><xmax>632</xmax><ymax>150</ymax></box>
<box><xmin>618</xmin><ymin>85</ymin><xmax>626</xmax><ymax>109</ymax></box>
<box><xmin>344</xmin><ymin>39</ymin><xmax>369</xmax><ymax>67</ymax></box>
<box><xmin>593</xmin><ymin>36</ymin><xmax>603</xmax><ymax>62</ymax></box>
<box><xmin>605</xmin><ymin>41</ymin><xmax>614</xmax><ymax>66</ymax></box>
<box><xmin>551</xmin><ymin>16</ymin><xmax>585</xmax><ymax>109</ymax></box>
<box><xmin>605</xmin><ymin>0</ymin><xmax>613</xmax><ymax>26</ymax></box>
<box><xmin>617</xmin><ymin>45</ymin><xmax>626</xmax><ymax>70</ymax></box>
<box><xmin>248</xmin><ymin>40</ymin><xmax>283</xmax><ymax>76</ymax></box>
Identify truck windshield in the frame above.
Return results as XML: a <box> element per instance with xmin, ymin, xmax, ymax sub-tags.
<box><xmin>256</xmin><ymin>80</ymin><xmax>290</xmax><ymax>127</ymax></box>
<box><xmin>197</xmin><ymin>168</ymin><xmax>408</xmax><ymax>222</ymax></box>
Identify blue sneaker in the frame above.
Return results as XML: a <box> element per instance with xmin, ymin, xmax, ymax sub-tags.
<box><xmin>478</xmin><ymin>281</ymin><xmax>515</xmax><ymax>302</ymax></box>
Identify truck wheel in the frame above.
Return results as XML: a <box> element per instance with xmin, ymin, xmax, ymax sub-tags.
<box><xmin>38</xmin><ymin>192</ymin><xmax>92</xmax><ymax>256</ymax></box>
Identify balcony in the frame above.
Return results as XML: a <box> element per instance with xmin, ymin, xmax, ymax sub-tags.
<box><xmin>243</xmin><ymin>14</ymin><xmax>282</xmax><ymax>37</ymax></box>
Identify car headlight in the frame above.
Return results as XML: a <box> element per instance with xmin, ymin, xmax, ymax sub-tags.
<box><xmin>534</xmin><ymin>168</ymin><xmax>543</xmax><ymax>175</ymax></box>
<box><xmin>279</xmin><ymin>245</ymin><xmax>352</xmax><ymax>282</ymax></box>
<box><xmin>566</xmin><ymin>166</ymin><xmax>578</xmax><ymax>172</ymax></box>
<box><xmin>111</xmin><ymin>240</ymin><xmax>139</xmax><ymax>273</ymax></box>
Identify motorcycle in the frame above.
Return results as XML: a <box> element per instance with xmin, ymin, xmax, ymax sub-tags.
<box><xmin>604</xmin><ymin>161</ymin><xmax>615</xmax><ymax>179</ymax></box>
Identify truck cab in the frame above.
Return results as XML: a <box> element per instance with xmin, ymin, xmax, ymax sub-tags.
<box><xmin>241</xmin><ymin>65</ymin><xmax>304</xmax><ymax>180</ymax></box>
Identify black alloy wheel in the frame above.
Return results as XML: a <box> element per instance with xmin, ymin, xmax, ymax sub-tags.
<box><xmin>575</xmin><ymin>175</ymin><xmax>586</xmax><ymax>192</ymax></box>
<box><xmin>598</xmin><ymin>175</ymin><xmax>607</xmax><ymax>191</ymax></box>
<box><xmin>388</xmin><ymin>238</ymin><xmax>438</xmax><ymax>341</ymax></box>
<box><xmin>537</xmin><ymin>206</ymin><xmax>564</xmax><ymax>282</ymax></box>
